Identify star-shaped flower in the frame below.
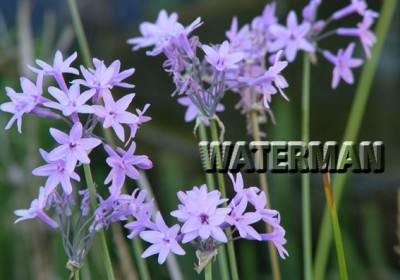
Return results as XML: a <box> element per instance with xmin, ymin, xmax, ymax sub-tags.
<box><xmin>171</xmin><ymin>185</ymin><xmax>230</xmax><ymax>243</ymax></box>
<box><xmin>14</xmin><ymin>187</ymin><xmax>59</xmax><ymax>229</ymax></box>
<box><xmin>269</xmin><ymin>11</ymin><xmax>315</xmax><ymax>62</ymax></box>
<box><xmin>202</xmin><ymin>41</ymin><xmax>244</xmax><ymax>71</ymax></box>
<box><xmin>323</xmin><ymin>43</ymin><xmax>363</xmax><ymax>89</ymax></box>
<box><xmin>32</xmin><ymin>149</ymin><xmax>80</xmax><ymax>194</ymax></box>
<box><xmin>103</xmin><ymin>142</ymin><xmax>152</xmax><ymax>194</ymax></box>
<box><xmin>92</xmin><ymin>89</ymin><xmax>139</xmax><ymax>142</ymax></box>
<box><xmin>0</xmin><ymin>74</ymin><xmax>46</xmax><ymax>133</ymax></box>
<box><xmin>48</xmin><ymin>122</ymin><xmax>102</xmax><ymax>170</ymax></box>
<box><xmin>44</xmin><ymin>84</ymin><xmax>95</xmax><ymax>117</ymax></box>
<box><xmin>225</xmin><ymin>196</ymin><xmax>262</xmax><ymax>240</ymax></box>
<box><xmin>140</xmin><ymin>212</ymin><xmax>185</xmax><ymax>264</ymax></box>
<box><xmin>336</xmin><ymin>10</ymin><xmax>378</xmax><ymax>58</ymax></box>
<box><xmin>29</xmin><ymin>51</ymin><xmax>79</xmax><ymax>75</ymax></box>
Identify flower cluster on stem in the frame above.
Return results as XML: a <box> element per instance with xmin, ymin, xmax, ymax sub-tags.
<box><xmin>1</xmin><ymin>50</ymin><xmax>152</xmax><ymax>268</ymax></box>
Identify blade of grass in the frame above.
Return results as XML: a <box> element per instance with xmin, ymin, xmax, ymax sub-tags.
<box><xmin>313</xmin><ymin>1</ymin><xmax>398</xmax><ymax>278</ymax></box>
<box><xmin>322</xmin><ymin>173</ymin><xmax>348</xmax><ymax>280</ymax></box>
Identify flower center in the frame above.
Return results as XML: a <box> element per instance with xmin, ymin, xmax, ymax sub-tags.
<box><xmin>200</xmin><ymin>214</ymin><xmax>209</xmax><ymax>224</ymax></box>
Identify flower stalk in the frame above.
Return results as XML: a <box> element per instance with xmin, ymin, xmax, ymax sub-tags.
<box><xmin>209</xmin><ymin>118</ymin><xmax>239</xmax><ymax>280</ymax></box>
<box><xmin>249</xmin><ymin>110</ymin><xmax>281</xmax><ymax>280</ymax></box>
<box><xmin>83</xmin><ymin>163</ymin><xmax>115</xmax><ymax>280</ymax></box>
<box><xmin>301</xmin><ymin>53</ymin><xmax>312</xmax><ymax>280</ymax></box>
<box><xmin>205</xmin><ymin>262</ymin><xmax>213</xmax><ymax>280</ymax></box>
<box><xmin>197</xmin><ymin>120</ymin><xmax>231</xmax><ymax>280</ymax></box>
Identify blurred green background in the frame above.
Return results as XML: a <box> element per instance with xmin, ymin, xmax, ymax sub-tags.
<box><xmin>0</xmin><ymin>0</ymin><xmax>399</xmax><ymax>279</ymax></box>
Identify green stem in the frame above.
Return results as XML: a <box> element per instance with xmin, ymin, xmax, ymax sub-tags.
<box><xmin>313</xmin><ymin>1</ymin><xmax>397</xmax><ymax>278</ymax></box>
<box><xmin>322</xmin><ymin>174</ymin><xmax>348</xmax><ymax>280</ymax></box>
<box><xmin>67</xmin><ymin>0</ymin><xmax>92</xmax><ymax>67</ymax></box>
<box><xmin>249</xmin><ymin>111</ymin><xmax>281</xmax><ymax>280</ymax></box>
<box><xmin>301</xmin><ymin>53</ymin><xmax>312</xmax><ymax>280</ymax></box>
<box><xmin>205</xmin><ymin>262</ymin><xmax>212</xmax><ymax>280</ymax></box>
<box><xmin>198</xmin><ymin>120</ymin><xmax>230</xmax><ymax>280</ymax></box>
<box><xmin>209</xmin><ymin>119</ymin><xmax>239</xmax><ymax>280</ymax></box>
<box><xmin>83</xmin><ymin>164</ymin><xmax>115</xmax><ymax>280</ymax></box>
<box><xmin>198</xmin><ymin>121</ymin><xmax>216</xmax><ymax>190</ymax></box>
<box><xmin>74</xmin><ymin>269</ymin><xmax>80</xmax><ymax>280</ymax></box>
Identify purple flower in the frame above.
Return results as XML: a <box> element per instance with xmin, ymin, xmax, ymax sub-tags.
<box><xmin>302</xmin><ymin>0</ymin><xmax>322</xmax><ymax>23</ymax></box>
<box><xmin>48</xmin><ymin>122</ymin><xmax>102</xmax><ymax>170</ymax></box>
<box><xmin>259</xmin><ymin>227</ymin><xmax>289</xmax><ymax>259</ymax></box>
<box><xmin>103</xmin><ymin>142</ymin><xmax>152</xmax><ymax>195</ymax></box>
<box><xmin>252</xmin><ymin>2</ymin><xmax>277</xmax><ymax>31</ymax></box>
<box><xmin>225</xmin><ymin>196</ymin><xmax>262</xmax><ymax>240</ymax></box>
<box><xmin>323</xmin><ymin>43</ymin><xmax>363</xmax><ymax>89</ymax></box>
<box><xmin>74</xmin><ymin>59</ymin><xmax>135</xmax><ymax>90</ymax></box>
<box><xmin>269</xmin><ymin>11</ymin><xmax>315</xmax><ymax>62</ymax></box>
<box><xmin>171</xmin><ymin>185</ymin><xmax>230</xmax><ymax>243</ymax></box>
<box><xmin>1</xmin><ymin>74</ymin><xmax>46</xmax><ymax>133</ymax></box>
<box><xmin>336</xmin><ymin>10</ymin><xmax>378</xmax><ymax>58</ymax></box>
<box><xmin>45</xmin><ymin>84</ymin><xmax>95</xmax><ymax>117</ymax></box>
<box><xmin>332</xmin><ymin>0</ymin><xmax>367</xmax><ymax>20</ymax></box>
<box><xmin>140</xmin><ymin>212</ymin><xmax>185</xmax><ymax>264</ymax></box>
<box><xmin>32</xmin><ymin>149</ymin><xmax>80</xmax><ymax>194</ymax></box>
<box><xmin>127</xmin><ymin>104</ymin><xmax>152</xmax><ymax>140</ymax></box>
<box><xmin>14</xmin><ymin>187</ymin><xmax>59</xmax><ymax>229</ymax></box>
<box><xmin>127</xmin><ymin>9</ymin><xmax>202</xmax><ymax>56</ymax></box>
<box><xmin>202</xmin><ymin>41</ymin><xmax>244</xmax><ymax>71</ymax></box>
<box><xmin>240</xmin><ymin>51</ymin><xmax>289</xmax><ymax>109</ymax></box>
<box><xmin>249</xmin><ymin>190</ymin><xmax>281</xmax><ymax>228</ymax></box>
<box><xmin>177</xmin><ymin>96</ymin><xmax>224</xmax><ymax>124</ymax></box>
<box><xmin>228</xmin><ymin>172</ymin><xmax>260</xmax><ymax>206</ymax></box>
<box><xmin>128</xmin><ymin>10</ymin><xmax>179</xmax><ymax>51</ymax></box>
<box><xmin>29</xmin><ymin>51</ymin><xmax>79</xmax><ymax>75</ymax></box>
<box><xmin>92</xmin><ymin>90</ymin><xmax>139</xmax><ymax>142</ymax></box>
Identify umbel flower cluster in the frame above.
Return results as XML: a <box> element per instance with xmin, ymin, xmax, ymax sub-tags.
<box><xmin>0</xmin><ymin>51</ymin><xmax>153</xmax><ymax>267</ymax></box>
<box><xmin>128</xmin><ymin>8</ymin><xmax>289</xmax><ymax>135</ymax></box>
<box><xmin>127</xmin><ymin>173</ymin><xmax>288</xmax><ymax>270</ymax></box>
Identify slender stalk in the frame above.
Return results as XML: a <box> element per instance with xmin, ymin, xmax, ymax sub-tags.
<box><xmin>198</xmin><ymin>120</ymin><xmax>230</xmax><ymax>280</ymax></box>
<box><xmin>209</xmin><ymin>119</ymin><xmax>227</xmax><ymax>198</ymax></box>
<box><xmin>198</xmin><ymin>121</ymin><xmax>216</xmax><ymax>190</ymax></box>
<box><xmin>322</xmin><ymin>174</ymin><xmax>348</xmax><ymax>280</ymax></box>
<box><xmin>205</xmin><ymin>262</ymin><xmax>212</xmax><ymax>280</ymax></box>
<box><xmin>249</xmin><ymin>111</ymin><xmax>281</xmax><ymax>280</ymax></box>
<box><xmin>209</xmin><ymin>119</ymin><xmax>239</xmax><ymax>280</ymax></box>
<box><xmin>67</xmin><ymin>0</ymin><xmax>92</xmax><ymax>67</ymax></box>
<box><xmin>301</xmin><ymin>53</ymin><xmax>312</xmax><ymax>280</ymax></box>
<box><xmin>74</xmin><ymin>269</ymin><xmax>80</xmax><ymax>280</ymax></box>
<box><xmin>313</xmin><ymin>1</ymin><xmax>397</xmax><ymax>278</ymax></box>
<box><xmin>83</xmin><ymin>164</ymin><xmax>115</xmax><ymax>280</ymax></box>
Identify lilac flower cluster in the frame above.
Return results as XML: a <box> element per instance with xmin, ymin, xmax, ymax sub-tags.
<box><xmin>128</xmin><ymin>9</ymin><xmax>289</xmax><ymax>129</ymax></box>
<box><xmin>124</xmin><ymin>172</ymin><xmax>288</xmax><ymax>271</ymax></box>
<box><xmin>1</xmin><ymin>51</ymin><xmax>152</xmax><ymax>267</ymax></box>
<box><xmin>265</xmin><ymin>0</ymin><xmax>378</xmax><ymax>88</ymax></box>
